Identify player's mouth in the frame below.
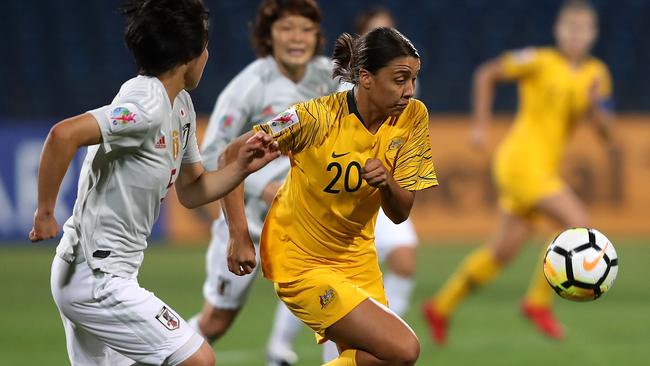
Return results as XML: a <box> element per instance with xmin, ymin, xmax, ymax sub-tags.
<box><xmin>394</xmin><ymin>102</ymin><xmax>408</xmax><ymax>110</ymax></box>
<box><xmin>287</xmin><ymin>48</ymin><xmax>306</xmax><ymax>57</ymax></box>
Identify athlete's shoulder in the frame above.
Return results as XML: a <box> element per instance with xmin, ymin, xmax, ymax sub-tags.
<box><xmin>302</xmin><ymin>90</ymin><xmax>346</xmax><ymax>112</ymax></box>
<box><xmin>115</xmin><ymin>75</ymin><xmax>166</xmax><ymax>119</ymax></box>
<box><xmin>509</xmin><ymin>45</ymin><xmax>550</xmax><ymax>60</ymax></box>
<box><xmin>585</xmin><ymin>55</ymin><xmax>610</xmax><ymax>74</ymax></box>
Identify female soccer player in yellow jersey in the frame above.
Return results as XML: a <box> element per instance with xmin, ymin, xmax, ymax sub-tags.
<box><xmin>423</xmin><ymin>0</ymin><xmax>615</xmax><ymax>344</ymax></box>
<box><xmin>222</xmin><ymin>27</ymin><xmax>438</xmax><ymax>366</ymax></box>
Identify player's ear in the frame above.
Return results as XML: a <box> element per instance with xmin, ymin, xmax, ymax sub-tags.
<box><xmin>358</xmin><ymin>68</ymin><xmax>372</xmax><ymax>90</ymax></box>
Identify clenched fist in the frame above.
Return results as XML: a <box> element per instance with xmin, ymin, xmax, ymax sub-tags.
<box><xmin>362</xmin><ymin>158</ymin><xmax>390</xmax><ymax>188</ymax></box>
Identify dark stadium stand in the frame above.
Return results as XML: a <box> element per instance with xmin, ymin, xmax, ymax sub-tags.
<box><xmin>1</xmin><ymin>0</ymin><xmax>649</xmax><ymax>117</ymax></box>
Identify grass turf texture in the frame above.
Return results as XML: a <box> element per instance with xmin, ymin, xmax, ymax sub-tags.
<box><xmin>1</xmin><ymin>241</ymin><xmax>648</xmax><ymax>365</ymax></box>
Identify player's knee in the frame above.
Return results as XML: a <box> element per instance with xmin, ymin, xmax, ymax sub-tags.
<box><xmin>196</xmin><ymin>344</ymin><xmax>216</xmax><ymax>366</ymax></box>
<box><xmin>381</xmin><ymin>334</ymin><xmax>420</xmax><ymax>365</ymax></box>
<box><xmin>387</xmin><ymin>247</ymin><xmax>416</xmax><ymax>277</ymax></box>
<box><xmin>393</xmin><ymin>336</ymin><xmax>420</xmax><ymax>365</ymax></box>
<box><xmin>181</xmin><ymin>342</ymin><xmax>215</xmax><ymax>366</ymax></box>
<box><xmin>568</xmin><ymin>212</ymin><xmax>590</xmax><ymax>228</ymax></box>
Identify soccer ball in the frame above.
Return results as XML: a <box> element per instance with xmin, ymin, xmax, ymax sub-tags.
<box><xmin>543</xmin><ymin>228</ymin><xmax>618</xmax><ymax>301</ymax></box>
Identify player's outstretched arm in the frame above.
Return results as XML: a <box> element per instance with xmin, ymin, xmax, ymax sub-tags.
<box><xmin>362</xmin><ymin>158</ymin><xmax>415</xmax><ymax>224</ymax></box>
<box><xmin>216</xmin><ymin>131</ymin><xmax>266</xmax><ymax>276</ymax></box>
<box><xmin>175</xmin><ymin>131</ymin><xmax>279</xmax><ymax>209</ymax></box>
<box><xmin>470</xmin><ymin>58</ymin><xmax>507</xmax><ymax>149</ymax></box>
<box><xmin>29</xmin><ymin>113</ymin><xmax>103</xmax><ymax>242</ymax></box>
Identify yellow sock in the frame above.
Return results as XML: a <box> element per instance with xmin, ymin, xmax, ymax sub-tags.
<box><xmin>323</xmin><ymin>349</ymin><xmax>356</xmax><ymax>366</ymax></box>
<box><xmin>523</xmin><ymin>243</ymin><xmax>553</xmax><ymax>308</ymax></box>
<box><xmin>433</xmin><ymin>247</ymin><xmax>501</xmax><ymax>317</ymax></box>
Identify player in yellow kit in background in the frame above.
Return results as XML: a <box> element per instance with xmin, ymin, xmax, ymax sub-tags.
<box><xmin>423</xmin><ymin>0</ymin><xmax>616</xmax><ymax>344</ymax></box>
<box><xmin>222</xmin><ymin>27</ymin><xmax>438</xmax><ymax>366</ymax></box>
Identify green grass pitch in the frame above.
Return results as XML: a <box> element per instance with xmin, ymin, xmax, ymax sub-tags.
<box><xmin>1</xmin><ymin>240</ymin><xmax>648</xmax><ymax>365</ymax></box>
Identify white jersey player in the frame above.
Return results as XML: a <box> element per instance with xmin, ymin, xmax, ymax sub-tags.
<box><xmin>187</xmin><ymin>2</ymin><xmax>419</xmax><ymax>365</ymax></box>
<box><xmin>29</xmin><ymin>2</ymin><xmax>279</xmax><ymax>365</ymax></box>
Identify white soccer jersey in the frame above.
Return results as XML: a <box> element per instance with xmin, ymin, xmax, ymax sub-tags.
<box><xmin>201</xmin><ymin>55</ymin><xmax>338</xmax><ymax>238</ymax></box>
<box><xmin>56</xmin><ymin>75</ymin><xmax>202</xmax><ymax>278</ymax></box>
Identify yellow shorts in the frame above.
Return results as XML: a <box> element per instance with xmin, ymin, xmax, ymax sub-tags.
<box><xmin>493</xmin><ymin>156</ymin><xmax>565</xmax><ymax>215</ymax></box>
<box><xmin>274</xmin><ymin>266</ymin><xmax>387</xmax><ymax>344</ymax></box>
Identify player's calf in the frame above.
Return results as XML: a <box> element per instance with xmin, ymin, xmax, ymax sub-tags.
<box><xmin>196</xmin><ymin>306</ymin><xmax>241</xmax><ymax>343</ymax></box>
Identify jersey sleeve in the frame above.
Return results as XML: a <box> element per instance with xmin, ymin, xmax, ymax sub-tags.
<box><xmin>89</xmin><ymin>102</ymin><xmax>153</xmax><ymax>153</ymax></box>
<box><xmin>253</xmin><ymin>99</ymin><xmax>325</xmax><ymax>155</ymax></box>
<box><xmin>182</xmin><ymin>108</ymin><xmax>202</xmax><ymax>165</ymax></box>
<box><xmin>393</xmin><ymin>102</ymin><xmax>438</xmax><ymax>191</ymax></box>
<box><xmin>201</xmin><ymin>73</ymin><xmax>262</xmax><ymax>170</ymax></box>
<box><xmin>500</xmin><ymin>47</ymin><xmax>543</xmax><ymax>79</ymax></box>
<box><xmin>593</xmin><ymin>63</ymin><xmax>614</xmax><ymax>112</ymax></box>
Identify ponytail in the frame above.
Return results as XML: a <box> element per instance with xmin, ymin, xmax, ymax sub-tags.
<box><xmin>332</xmin><ymin>33</ymin><xmax>358</xmax><ymax>83</ymax></box>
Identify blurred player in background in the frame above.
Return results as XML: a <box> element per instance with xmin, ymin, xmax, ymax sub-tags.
<box><xmin>423</xmin><ymin>0</ymin><xmax>615</xmax><ymax>345</ymax></box>
<box><xmin>30</xmin><ymin>0</ymin><xmax>279</xmax><ymax>365</ymax></box>
<box><xmin>223</xmin><ymin>27</ymin><xmax>437</xmax><ymax>366</ymax></box>
<box><xmin>186</xmin><ymin>1</ymin><xmax>338</xmax><ymax>365</ymax></box>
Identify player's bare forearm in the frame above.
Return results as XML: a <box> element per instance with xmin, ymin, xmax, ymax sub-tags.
<box><xmin>472</xmin><ymin>60</ymin><xmax>501</xmax><ymax>128</ymax></box>
<box><xmin>379</xmin><ymin>178</ymin><xmax>415</xmax><ymax>224</ymax></box>
<box><xmin>175</xmin><ymin>162</ymin><xmax>247</xmax><ymax>209</ymax></box>
<box><xmin>176</xmin><ymin>130</ymin><xmax>278</xmax><ymax>209</ymax></box>
<box><xmin>219</xmin><ymin>131</ymin><xmax>256</xmax><ymax>236</ymax></box>
<box><xmin>30</xmin><ymin>113</ymin><xmax>102</xmax><ymax>242</ymax></box>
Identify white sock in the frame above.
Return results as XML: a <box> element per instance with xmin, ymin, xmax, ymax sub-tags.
<box><xmin>187</xmin><ymin>314</ymin><xmax>204</xmax><ymax>337</ymax></box>
<box><xmin>267</xmin><ymin>302</ymin><xmax>302</xmax><ymax>354</ymax></box>
<box><xmin>322</xmin><ymin>341</ymin><xmax>340</xmax><ymax>363</ymax></box>
<box><xmin>383</xmin><ymin>273</ymin><xmax>414</xmax><ymax>317</ymax></box>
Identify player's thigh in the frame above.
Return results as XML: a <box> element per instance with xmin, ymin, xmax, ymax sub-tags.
<box><xmin>203</xmin><ymin>219</ymin><xmax>259</xmax><ymax>310</ymax></box>
<box><xmin>53</xmin><ymin>258</ymin><xmax>202</xmax><ymax>365</ymax></box>
<box><xmin>536</xmin><ymin>188</ymin><xmax>589</xmax><ymax>228</ymax></box>
<box><xmin>58</xmin><ymin>310</ymin><xmax>135</xmax><ymax>366</ymax></box>
<box><xmin>385</xmin><ymin>246</ymin><xmax>416</xmax><ymax>277</ymax></box>
<box><xmin>487</xmin><ymin>210</ymin><xmax>533</xmax><ymax>263</ymax></box>
<box><xmin>324</xmin><ymin>298</ymin><xmax>419</xmax><ymax>363</ymax></box>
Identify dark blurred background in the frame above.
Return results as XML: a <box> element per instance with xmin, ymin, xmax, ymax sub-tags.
<box><xmin>2</xmin><ymin>0</ymin><xmax>649</xmax><ymax>119</ymax></box>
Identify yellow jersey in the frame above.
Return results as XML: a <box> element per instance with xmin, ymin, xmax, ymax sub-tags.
<box><xmin>254</xmin><ymin>90</ymin><xmax>438</xmax><ymax>282</ymax></box>
<box><xmin>497</xmin><ymin>47</ymin><xmax>612</xmax><ymax>173</ymax></box>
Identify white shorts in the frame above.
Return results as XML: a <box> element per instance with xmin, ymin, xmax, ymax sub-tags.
<box><xmin>202</xmin><ymin>217</ymin><xmax>261</xmax><ymax>309</ymax></box>
<box><xmin>51</xmin><ymin>255</ymin><xmax>204</xmax><ymax>366</ymax></box>
<box><xmin>375</xmin><ymin>209</ymin><xmax>418</xmax><ymax>262</ymax></box>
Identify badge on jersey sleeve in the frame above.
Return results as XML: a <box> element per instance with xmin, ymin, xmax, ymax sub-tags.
<box><xmin>155</xmin><ymin>306</ymin><xmax>180</xmax><ymax>331</ymax></box>
<box><xmin>266</xmin><ymin>107</ymin><xmax>299</xmax><ymax>134</ymax></box>
<box><xmin>108</xmin><ymin>106</ymin><xmax>140</xmax><ymax>132</ymax></box>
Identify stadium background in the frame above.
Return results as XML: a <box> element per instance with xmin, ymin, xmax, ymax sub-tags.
<box><xmin>1</xmin><ymin>0</ymin><xmax>648</xmax><ymax>365</ymax></box>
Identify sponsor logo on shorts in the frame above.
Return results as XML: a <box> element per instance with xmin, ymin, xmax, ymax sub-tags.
<box><xmin>218</xmin><ymin>276</ymin><xmax>231</xmax><ymax>296</ymax></box>
<box><xmin>319</xmin><ymin>288</ymin><xmax>336</xmax><ymax>309</ymax></box>
<box><xmin>155</xmin><ymin>306</ymin><xmax>180</xmax><ymax>331</ymax></box>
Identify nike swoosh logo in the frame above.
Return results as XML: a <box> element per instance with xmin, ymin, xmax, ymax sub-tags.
<box><xmin>583</xmin><ymin>242</ymin><xmax>609</xmax><ymax>272</ymax></box>
<box><xmin>331</xmin><ymin>151</ymin><xmax>350</xmax><ymax>158</ymax></box>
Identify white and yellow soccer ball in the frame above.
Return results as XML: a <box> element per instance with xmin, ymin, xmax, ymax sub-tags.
<box><xmin>543</xmin><ymin>228</ymin><xmax>619</xmax><ymax>301</ymax></box>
